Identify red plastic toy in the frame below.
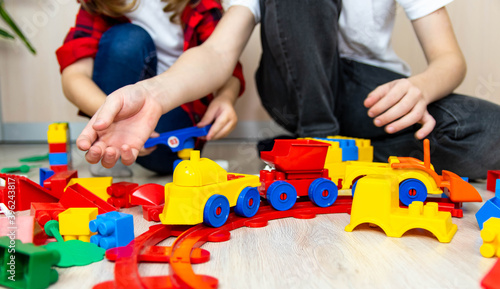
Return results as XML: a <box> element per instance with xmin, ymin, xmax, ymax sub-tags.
<box><xmin>482</xmin><ymin>258</ymin><xmax>500</xmax><ymax>289</ymax></box>
<box><xmin>0</xmin><ymin>173</ymin><xmax>59</xmax><ymax>211</ymax></box>
<box><xmin>30</xmin><ymin>202</ymin><xmax>66</xmax><ymax>227</ymax></box>
<box><xmin>130</xmin><ymin>183</ymin><xmax>165</xmax><ymax>206</ymax></box>
<box><xmin>107</xmin><ymin>182</ymin><xmax>139</xmax><ymax>208</ymax></box>
<box><xmin>43</xmin><ymin>170</ymin><xmax>78</xmax><ymax>198</ymax></box>
<box><xmin>487</xmin><ymin>171</ymin><xmax>500</xmax><ymax>193</ymax></box>
<box><xmin>60</xmin><ymin>183</ymin><xmax>117</xmax><ymax>214</ymax></box>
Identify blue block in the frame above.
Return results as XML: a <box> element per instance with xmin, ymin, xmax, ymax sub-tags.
<box><xmin>476</xmin><ymin>179</ymin><xmax>500</xmax><ymax>229</ymax></box>
<box><xmin>39</xmin><ymin>168</ymin><xmax>55</xmax><ymax>187</ymax></box>
<box><xmin>315</xmin><ymin>138</ymin><xmax>359</xmax><ymax>161</ymax></box>
<box><xmin>49</xmin><ymin>153</ymin><xmax>68</xmax><ymax>165</ymax></box>
<box><xmin>144</xmin><ymin>125</ymin><xmax>211</xmax><ymax>152</ymax></box>
<box><xmin>89</xmin><ymin>212</ymin><xmax>134</xmax><ymax>250</ymax></box>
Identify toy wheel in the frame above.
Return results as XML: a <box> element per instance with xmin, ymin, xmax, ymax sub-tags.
<box><xmin>266</xmin><ymin>181</ymin><xmax>297</xmax><ymax>211</ymax></box>
<box><xmin>399</xmin><ymin>179</ymin><xmax>427</xmax><ymax>206</ymax></box>
<box><xmin>308</xmin><ymin>178</ymin><xmax>338</xmax><ymax>207</ymax></box>
<box><xmin>203</xmin><ymin>194</ymin><xmax>230</xmax><ymax>227</ymax></box>
<box><xmin>235</xmin><ymin>187</ymin><xmax>261</xmax><ymax>218</ymax></box>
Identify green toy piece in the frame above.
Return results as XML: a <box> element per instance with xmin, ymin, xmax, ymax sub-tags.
<box><xmin>1</xmin><ymin>164</ymin><xmax>41</xmax><ymax>174</ymax></box>
<box><xmin>0</xmin><ymin>236</ymin><xmax>60</xmax><ymax>289</ymax></box>
<box><xmin>19</xmin><ymin>153</ymin><xmax>49</xmax><ymax>163</ymax></box>
<box><xmin>43</xmin><ymin>220</ymin><xmax>105</xmax><ymax>267</ymax></box>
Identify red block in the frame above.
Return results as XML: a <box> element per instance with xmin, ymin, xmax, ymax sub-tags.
<box><xmin>130</xmin><ymin>183</ymin><xmax>165</xmax><ymax>206</ymax></box>
<box><xmin>60</xmin><ymin>183</ymin><xmax>117</xmax><ymax>214</ymax></box>
<box><xmin>49</xmin><ymin>143</ymin><xmax>68</xmax><ymax>153</ymax></box>
<box><xmin>0</xmin><ymin>174</ymin><xmax>59</xmax><ymax>212</ymax></box>
<box><xmin>51</xmin><ymin>165</ymin><xmax>68</xmax><ymax>173</ymax></box>
<box><xmin>142</xmin><ymin>204</ymin><xmax>164</xmax><ymax>222</ymax></box>
<box><xmin>107</xmin><ymin>182</ymin><xmax>139</xmax><ymax>208</ymax></box>
<box><xmin>487</xmin><ymin>170</ymin><xmax>500</xmax><ymax>192</ymax></box>
<box><xmin>482</xmin><ymin>259</ymin><xmax>500</xmax><ymax>289</ymax></box>
<box><xmin>30</xmin><ymin>202</ymin><xmax>66</xmax><ymax>227</ymax></box>
<box><xmin>43</xmin><ymin>170</ymin><xmax>78</xmax><ymax>199</ymax></box>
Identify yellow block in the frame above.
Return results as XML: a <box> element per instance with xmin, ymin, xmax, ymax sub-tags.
<box><xmin>47</xmin><ymin>123</ymin><xmax>69</xmax><ymax>144</ymax></box>
<box><xmin>480</xmin><ymin>217</ymin><xmax>500</xmax><ymax>258</ymax></box>
<box><xmin>345</xmin><ymin>175</ymin><xmax>457</xmax><ymax>243</ymax></box>
<box><xmin>66</xmin><ymin>177</ymin><xmax>113</xmax><ymax>201</ymax></box>
<box><xmin>59</xmin><ymin>208</ymin><xmax>98</xmax><ymax>242</ymax></box>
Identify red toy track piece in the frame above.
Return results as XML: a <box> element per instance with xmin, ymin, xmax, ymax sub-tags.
<box><xmin>60</xmin><ymin>183</ymin><xmax>117</xmax><ymax>214</ymax></box>
<box><xmin>482</xmin><ymin>259</ymin><xmax>500</xmax><ymax>289</ymax></box>
<box><xmin>487</xmin><ymin>171</ymin><xmax>500</xmax><ymax>193</ymax></box>
<box><xmin>43</xmin><ymin>170</ymin><xmax>78</xmax><ymax>199</ymax></box>
<box><xmin>130</xmin><ymin>183</ymin><xmax>165</xmax><ymax>206</ymax></box>
<box><xmin>107</xmin><ymin>182</ymin><xmax>139</xmax><ymax>208</ymax></box>
<box><xmin>0</xmin><ymin>173</ymin><xmax>59</xmax><ymax>211</ymax></box>
<box><xmin>106</xmin><ymin>245</ymin><xmax>210</xmax><ymax>264</ymax></box>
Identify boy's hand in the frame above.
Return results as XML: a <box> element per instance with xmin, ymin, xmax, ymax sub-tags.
<box><xmin>76</xmin><ymin>84</ymin><xmax>163</xmax><ymax>168</ymax></box>
<box><xmin>364</xmin><ymin>78</ymin><xmax>436</xmax><ymax>140</ymax></box>
<box><xmin>197</xmin><ymin>93</ymin><xmax>238</xmax><ymax>140</ymax></box>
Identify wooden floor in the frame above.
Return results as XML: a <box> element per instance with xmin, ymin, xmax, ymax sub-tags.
<box><xmin>0</xmin><ymin>141</ymin><xmax>497</xmax><ymax>289</ymax></box>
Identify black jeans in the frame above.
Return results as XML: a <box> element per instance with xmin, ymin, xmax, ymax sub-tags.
<box><xmin>256</xmin><ymin>0</ymin><xmax>500</xmax><ymax>179</ymax></box>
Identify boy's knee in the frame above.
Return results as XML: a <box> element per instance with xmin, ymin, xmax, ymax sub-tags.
<box><xmin>100</xmin><ymin>23</ymin><xmax>155</xmax><ymax>61</ymax></box>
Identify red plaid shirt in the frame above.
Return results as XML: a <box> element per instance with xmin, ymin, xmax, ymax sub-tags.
<box><xmin>56</xmin><ymin>0</ymin><xmax>245</xmax><ymax>124</ymax></box>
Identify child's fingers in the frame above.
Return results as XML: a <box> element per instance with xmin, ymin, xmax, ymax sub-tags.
<box><xmin>365</xmin><ymin>82</ymin><xmax>392</xmax><ymax>108</ymax></box>
<box><xmin>197</xmin><ymin>105</ymin><xmax>217</xmax><ymax>128</ymax></box>
<box><xmin>373</xmin><ymin>90</ymin><xmax>419</xmax><ymax>127</ymax></box>
<box><xmin>367</xmin><ymin>80</ymin><xmax>409</xmax><ymax>118</ymax></box>
<box><xmin>211</xmin><ymin>118</ymin><xmax>237</xmax><ymax>140</ymax></box>
<box><xmin>383</xmin><ymin>102</ymin><xmax>427</xmax><ymax>134</ymax></box>
<box><xmin>207</xmin><ymin>115</ymin><xmax>226</xmax><ymax>140</ymax></box>
<box><xmin>415</xmin><ymin>112</ymin><xmax>436</xmax><ymax>139</ymax></box>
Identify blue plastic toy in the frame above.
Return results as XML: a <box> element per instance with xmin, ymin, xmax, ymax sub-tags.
<box><xmin>89</xmin><ymin>211</ymin><xmax>134</xmax><ymax>250</ymax></box>
<box><xmin>476</xmin><ymin>179</ymin><xmax>500</xmax><ymax>230</ymax></box>
<box><xmin>40</xmin><ymin>168</ymin><xmax>55</xmax><ymax>187</ymax></box>
<box><xmin>314</xmin><ymin>137</ymin><xmax>359</xmax><ymax>161</ymax></box>
<box><xmin>143</xmin><ymin>125</ymin><xmax>212</xmax><ymax>151</ymax></box>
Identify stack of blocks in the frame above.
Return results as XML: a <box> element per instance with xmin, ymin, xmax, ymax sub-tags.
<box><xmin>47</xmin><ymin>123</ymin><xmax>72</xmax><ymax>172</ymax></box>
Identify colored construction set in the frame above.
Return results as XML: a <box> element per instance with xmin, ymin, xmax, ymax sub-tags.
<box><xmin>0</xmin><ymin>124</ymin><xmax>498</xmax><ymax>288</ymax></box>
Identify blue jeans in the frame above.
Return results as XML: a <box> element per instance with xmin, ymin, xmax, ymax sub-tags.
<box><xmin>93</xmin><ymin>23</ymin><xmax>194</xmax><ymax>175</ymax></box>
<box><xmin>256</xmin><ymin>0</ymin><xmax>500</xmax><ymax>179</ymax></box>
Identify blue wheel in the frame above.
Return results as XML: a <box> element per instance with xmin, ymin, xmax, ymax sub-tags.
<box><xmin>308</xmin><ymin>178</ymin><xmax>338</xmax><ymax>207</ymax></box>
<box><xmin>235</xmin><ymin>187</ymin><xmax>261</xmax><ymax>217</ymax></box>
<box><xmin>399</xmin><ymin>179</ymin><xmax>427</xmax><ymax>206</ymax></box>
<box><xmin>266</xmin><ymin>181</ymin><xmax>297</xmax><ymax>211</ymax></box>
<box><xmin>203</xmin><ymin>194</ymin><xmax>230</xmax><ymax>227</ymax></box>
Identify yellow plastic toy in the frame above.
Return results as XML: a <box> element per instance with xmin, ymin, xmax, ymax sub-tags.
<box><xmin>58</xmin><ymin>208</ymin><xmax>98</xmax><ymax>242</ymax></box>
<box><xmin>345</xmin><ymin>175</ymin><xmax>457</xmax><ymax>243</ymax></box>
<box><xmin>47</xmin><ymin>123</ymin><xmax>69</xmax><ymax>144</ymax></box>
<box><xmin>159</xmin><ymin>151</ymin><xmax>261</xmax><ymax>227</ymax></box>
<box><xmin>327</xmin><ymin>135</ymin><xmax>373</xmax><ymax>162</ymax></box>
<box><xmin>66</xmin><ymin>177</ymin><xmax>113</xmax><ymax>201</ymax></box>
<box><xmin>480</xmin><ymin>217</ymin><xmax>500</xmax><ymax>258</ymax></box>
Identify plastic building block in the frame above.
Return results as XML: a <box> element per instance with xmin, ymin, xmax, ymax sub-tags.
<box><xmin>94</xmin><ymin>198</ymin><xmax>353</xmax><ymax>289</ymax></box>
<box><xmin>345</xmin><ymin>175</ymin><xmax>457</xmax><ymax>243</ymax></box>
<box><xmin>143</xmin><ymin>125</ymin><xmax>211</xmax><ymax>152</ymax></box>
<box><xmin>480</xmin><ymin>217</ymin><xmax>500</xmax><ymax>258</ymax></box>
<box><xmin>317</xmin><ymin>137</ymin><xmax>358</xmax><ymax>161</ymax></box>
<box><xmin>39</xmin><ymin>168</ymin><xmax>54</xmax><ymax>187</ymax></box>
<box><xmin>130</xmin><ymin>183</ymin><xmax>165</xmax><ymax>206</ymax></box>
<box><xmin>142</xmin><ymin>204</ymin><xmax>164</xmax><ymax>222</ymax></box>
<box><xmin>66</xmin><ymin>177</ymin><xmax>113</xmax><ymax>201</ymax></box>
<box><xmin>0</xmin><ymin>236</ymin><xmax>60</xmax><ymax>289</ymax></box>
<box><xmin>0</xmin><ymin>215</ymin><xmax>44</xmax><ymax>245</ymax></box>
<box><xmin>476</xmin><ymin>179</ymin><xmax>500</xmax><ymax>230</ymax></box>
<box><xmin>89</xmin><ymin>211</ymin><xmax>135</xmax><ymax>249</ymax></box>
<box><xmin>50</xmin><ymin>165</ymin><xmax>68</xmax><ymax>173</ymax></box>
<box><xmin>107</xmin><ymin>182</ymin><xmax>139</xmax><ymax>208</ymax></box>
<box><xmin>48</xmin><ymin>143</ymin><xmax>68</xmax><ymax>153</ymax></box>
<box><xmin>59</xmin><ymin>207</ymin><xmax>98</xmax><ymax>242</ymax></box>
<box><xmin>487</xmin><ymin>170</ymin><xmax>500</xmax><ymax>192</ymax></box>
<box><xmin>43</xmin><ymin>170</ymin><xmax>78</xmax><ymax>199</ymax></box>
<box><xmin>48</xmin><ymin>153</ymin><xmax>68</xmax><ymax>165</ymax></box>
<box><xmin>0</xmin><ymin>173</ymin><xmax>59</xmax><ymax>212</ymax></box>
<box><xmin>259</xmin><ymin>139</ymin><xmax>339</xmax><ymax>211</ymax></box>
<box><xmin>60</xmin><ymin>183</ymin><xmax>117</xmax><ymax>214</ymax></box>
<box><xmin>47</xmin><ymin>122</ymin><xmax>69</xmax><ymax>144</ymax></box>
<box><xmin>482</xmin><ymin>258</ymin><xmax>500</xmax><ymax>289</ymax></box>
<box><xmin>30</xmin><ymin>202</ymin><xmax>66</xmax><ymax>227</ymax></box>
<box><xmin>328</xmin><ymin>135</ymin><xmax>374</xmax><ymax>162</ymax></box>
<box><xmin>159</xmin><ymin>150</ymin><xmax>261</xmax><ymax>227</ymax></box>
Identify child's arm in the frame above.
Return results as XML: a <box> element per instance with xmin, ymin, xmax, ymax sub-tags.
<box><xmin>364</xmin><ymin>7</ymin><xmax>466</xmax><ymax>139</ymax></box>
<box><xmin>61</xmin><ymin>57</ymin><xmax>107</xmax><ymax>116</ymax></box>
<box><xmin>77</xmin><ymin>5</ymin><xmax>256</xmax><ymax>168</ymax></box>
<box><xmin>197</xmin><ymin>76</ymin><xmax>240</xmax><ymax>140</ymax></box>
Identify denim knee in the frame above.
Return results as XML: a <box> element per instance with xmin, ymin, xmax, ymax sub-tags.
<box><xmin>98</xmin><ymin>23</ymin><xmax>156</xmax><ymax>66</ymax></box>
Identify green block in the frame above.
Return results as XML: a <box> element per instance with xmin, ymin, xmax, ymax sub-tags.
<box><xmin>0</xmin><ymin>237</ymin><xmax>60</xmax><ymax>289</ymax></box>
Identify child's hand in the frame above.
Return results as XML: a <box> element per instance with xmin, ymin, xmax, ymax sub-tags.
<box><xmin>76</xmin><ymin>84</ymin><xmax>163</xmax><ymax>168</ymax></box>
<box><xmin>364</xmin><ymin>79</ymin><xmax>436</xmax><ymax>140</ymax></box>
<box><xmin>197</xmin><ymin>92</ymin><xmax>238</xmax><ymax>140</ymax></box>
